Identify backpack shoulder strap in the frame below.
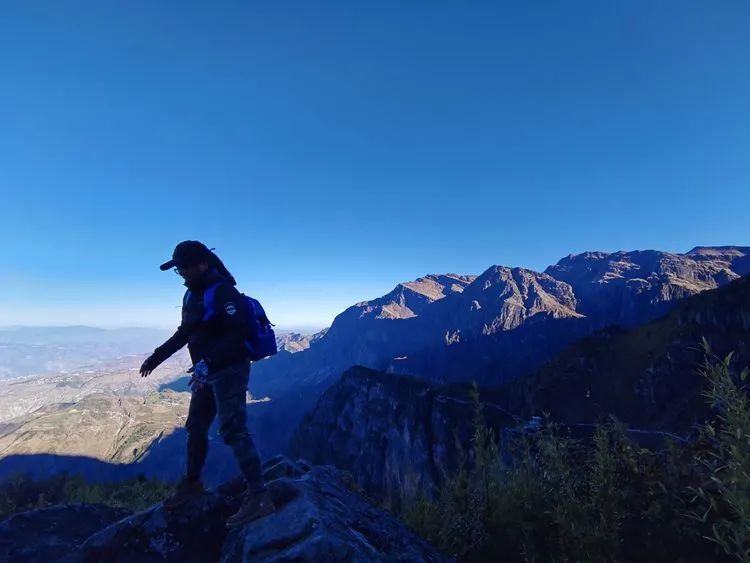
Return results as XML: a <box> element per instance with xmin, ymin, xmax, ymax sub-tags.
<box><xmin>201</xmin><ymin>281</ymin><xmax>229</xmax><ymax>321</ymax></box>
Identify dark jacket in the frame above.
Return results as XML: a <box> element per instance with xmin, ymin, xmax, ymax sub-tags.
<box><xmin>149</xmin><ymin>267</ymin><xmax>251</xmax><ymax>374</ymax></box>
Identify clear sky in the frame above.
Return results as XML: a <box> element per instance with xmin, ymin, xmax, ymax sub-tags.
<box><xmin>1</xmin><ymin>1</ymin><xmax>748</xmax><ymax>330</ymax></box>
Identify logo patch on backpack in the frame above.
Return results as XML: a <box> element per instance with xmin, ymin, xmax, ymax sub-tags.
<box><xmin>224</xmin><ymin>302</ymin><xmax>237</xmax><ymax>315</ymax></box>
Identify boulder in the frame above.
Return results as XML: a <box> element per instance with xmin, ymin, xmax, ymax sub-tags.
<box><xmin>65</xmin><ymin>477</ymin><xmax>245</xmax><ymax>563</ymax></box>
<box><xmin>221</xmin><ymin>466</ymin><xmax>449</xmax><ymax>562</ymax></box>
<box><xmin>65</xmin><ymin>458</ymin><xmax>450</xmax><ymax>562</ymax></box>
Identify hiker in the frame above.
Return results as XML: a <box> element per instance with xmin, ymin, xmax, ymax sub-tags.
<box><xmin>139</xmin><ymin>240</ymin><xmax>275</xmax><ymax>527</ymax></box>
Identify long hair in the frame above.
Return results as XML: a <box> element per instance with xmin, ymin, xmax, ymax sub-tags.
<box><xmin>206</xmin><ymin>248</ymin><xmax>237</xmax><ymax>286</ymax></box>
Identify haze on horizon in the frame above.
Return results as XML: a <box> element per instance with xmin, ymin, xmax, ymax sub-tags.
<box><xmin>2</xmin><ymin>1</ymin><xmax>748</xmax><ymax>329</ymax></box>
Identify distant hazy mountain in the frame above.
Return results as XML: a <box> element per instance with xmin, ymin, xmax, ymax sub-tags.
<box><xmin>275</xmin><ymin>329</ymin><xmax>328</xmax><ymax>354</ymax></box>
<box><xmin>0</xmin><ymin>326</ymin><xmax>173</xmax><ymax>379</ymax></box>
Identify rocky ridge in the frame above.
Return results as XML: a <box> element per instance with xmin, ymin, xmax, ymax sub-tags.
<box><xmin>13</xmin><ymin>456</ymin><xmax>450</xmax><ymax>562</ymax></box>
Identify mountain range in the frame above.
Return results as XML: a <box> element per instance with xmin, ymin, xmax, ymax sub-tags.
<box><xmin>251</xmin><ymin>246</ymin><xmax>749</xmax><ymax>450</ymax></box>
<box><xmin>289</xmin><ymin>272</ymin><xmax>750</xmax><ymax>501</ymax></box>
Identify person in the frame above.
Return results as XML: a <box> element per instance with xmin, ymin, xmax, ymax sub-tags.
<box><xmin>139</xmin><ymin>240</ymin><xmax>275</xmax><ymax>528</ymax></box>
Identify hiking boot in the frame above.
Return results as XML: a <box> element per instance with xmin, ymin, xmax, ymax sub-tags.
<box><xmin>163</xmin><ymin>477</ymin><xmax>204</xmax><ymax>510</ymax></box>
<box><xmin>225</xmin><ymin>488</ymin><xmax>275</xmax><ymax>528</ymax></box>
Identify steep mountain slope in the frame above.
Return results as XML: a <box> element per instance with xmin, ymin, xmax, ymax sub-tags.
<box><xmin>384</xmin><ymin>266</ymin><xmax>590</xmax><ymax>386</ymax></box>
<box><xmin>0</xmin><ymin>392</ymin><xmax>188</xmax><ymax>464</ymax></box>
<box><xmin>544</xmin><ymin>246</ymin><xmax>750</xmax><ymax>327</ymax></box>
<box><xmin>336</xmin><ymin>274</ymin><xmax>477</xmax><ymax>322</ymax></box>
<box><xmin>0</xmin><ymin>389</ymin><xmax>243</xmax><ymax>485</ymax></box>
<box><xmin>251</xmin><ymin>274</ymin><xmax>476</xmax><ymax>399</ymax></box>
<box><xmin>502</xmin><ymin>273</ymin><xmax>750</xmax><ymax>432</ymax></box>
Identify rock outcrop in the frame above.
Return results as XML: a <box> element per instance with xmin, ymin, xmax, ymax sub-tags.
<box><xmin>58</xmin><ymin>457</ymin><xmax>450</xmax><ymax>562</ymax></box>
<box><xmin>290</xmin><ymin>366</ymin><xmax>516</xmax><ymax>503</ymax></box>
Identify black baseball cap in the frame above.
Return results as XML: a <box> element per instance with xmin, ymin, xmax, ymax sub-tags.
<box><xmin>159</xmin><ymin>240</ymin><xmax>213</xmax><ymax>271</ymax></box>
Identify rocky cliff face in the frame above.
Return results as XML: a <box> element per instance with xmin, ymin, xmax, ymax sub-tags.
<box><xmin>290</xmin><ymin>366</ymin><xmax>516</xmax><ymax>503</ymax></box>
<box><xmin>544</xmin><ymin>246</ymin><xmax>750</xmax><ymax>327</ymax></box>
<box><xmin>446</xmin><ymin>266</ymin><xmax>582</xmax><ymax>336</ymax></box>
<box><xmin>335</xmin><ymin>274</ymin><xmax>476</xmax><ymax>323</ymax></box>
<box><xmin>383</xmin><ymin>266</ymin><xmax>592</xmax><ymax>388</ymax></box>
<box><xmin>25</xmin><ymin>457</ymin><xmax>449</xmax><ymax>563</ymax></box>
<box><xmin>500</xmin><ymin>274</ymin><xmax>750</xmax><ymax>433</ymax></box>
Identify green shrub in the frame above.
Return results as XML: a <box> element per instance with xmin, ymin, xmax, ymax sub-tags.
<box><xmin>0</xmin><ymin>471</ymin><xmax>173</xmax><ymax>519</ymax></box>
<box><xmin>405</xmin><ymin>346</ymin><xmax>749</xmax><ymax>562</ymax></box>
<box><xmin>685</xmin><ymin>340</ymin><xmax>750</xmax><ymax>562</ymax></box>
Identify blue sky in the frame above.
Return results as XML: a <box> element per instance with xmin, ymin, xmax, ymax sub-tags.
<box><xmin>1</xmin><ymin>1</ymin><xmax>748</xmax><ymax>330</ymax></box>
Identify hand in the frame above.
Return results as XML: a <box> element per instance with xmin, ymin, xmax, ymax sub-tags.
<box><xmin>187</xmin><ymin>359</ymin><xmax>210</xmax><ymax>392</ymax></box>
<box><xmin>139</xmin><ymin>355</ymin><xmax>158</xmax><ymax>378</ymax></box>
<box><xmin>189</xmin><ymin>377</ymin><xmax>204</xmax><ymax>393</ymax></box>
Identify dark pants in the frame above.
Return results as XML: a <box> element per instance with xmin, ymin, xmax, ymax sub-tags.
<box><xmin>185</xmin><ymin>357</ymin><xmax>265</xmax><ymax>492</ymax></box>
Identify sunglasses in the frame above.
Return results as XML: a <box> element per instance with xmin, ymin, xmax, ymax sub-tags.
<box><xmin>173</xmin><ymin>264</ymin><xmax>197</xmax><ymax>274</ymax></box>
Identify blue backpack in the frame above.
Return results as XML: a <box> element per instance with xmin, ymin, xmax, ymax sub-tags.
<box><xmin>196</xmin><ymin>282</ymin><xmax>278</xmax><ymax>361</ymax></box>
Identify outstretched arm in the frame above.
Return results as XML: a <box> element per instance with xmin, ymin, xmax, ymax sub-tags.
<box><xmin>139</xmin><ymin>310</ymin><xmax>191</xmax><ymax>378</ymax></box>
